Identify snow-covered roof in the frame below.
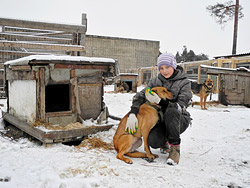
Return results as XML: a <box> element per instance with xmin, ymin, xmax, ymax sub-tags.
<box><xmin>179</xmin><ymin>59</ymin><xmax>215</xmax><ymax>66</ymax></box>
<box><xmin>4</xmin><ymin>55</ymin><xmax>116</xmax><ymax>66</ymax></box>
<box><xmin>200</xmin><ymin>65</ymin><xmax>250</xmax><ymax>72</ymax></box>
<box><xmin>119</xmin><ymin>73</ymin><xmax>138</xmax><ymax>76</ymax></box>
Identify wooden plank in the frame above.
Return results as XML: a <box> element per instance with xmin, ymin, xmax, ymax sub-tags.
<box><xmin>0</xmin><ymin>33</ymin><xmax>72</xmax><ymax>43</ymax></box>
<box><xmin>77</xmin><ymin>71</ymin><xmax>102</xmax><ymax>84</ymax></box>
<box><xmin>32</xmin><ymin>31</ymin><xmax>71</xmax><ymax>37</ymax></box>
<box><xmin>0</xmin><ymin>40</ymin><xmax>85</xmax><ymax>52</ymax></box>
<box><xmin>54</xmin><ymin>64</ymin><xmax>108</xmax><ymax>71</ymax></box>
<box><xmin>0</xmin><ymin>17</ymin><xmax>86</xmax><ymax>33</ymax></box>
<box><xmin>245</xmin><ymin>78</ymin><xmax>250</xmax><ymax>105</ymax></box>
<box><xmin>36</xmin><ymin>70</ymin><xmax>40</xmax><ymax>120</ymax></box>
<box><xmin>42</xmin><ymin>125</ymin><xmax>113</xmax><ymax>141</ymax></box>
<box><xmin>1</xmin><ymin>50</ymin><xmax>4</xmax><ymax>64</ymax></box>
<box><xmin>237</xmin><ymin>76</ymin><xmax>244</xmax><ymax>92</ymax></box>
<box><xmin>11</xmin><ymin>65</ymin><xmax>31</xmax><ymax>71</ymax></box>
<box><xmin>3</xmin><ymin>111</ymin><xmax>113</xmax><ymax>144</ymax></box>
<box><xmin>2</xmin><ymin>112</ymin><xmax>45</xmax><ymax>141</ymax></box>
<box><xmin>204</xmin><ymin>66</ymin><xmax>250</xmax><ymax>77</ymax></box>
<box><xmin>70</xmin><ymin>69</ymin><xmax>76</xmax><ymax>113</ymax></box>
<box><xmin>3</xmin><ymin>26</ymin><xmax>70</xmax><ymax>34</ymax></box>
<box><xmin>0</xmin><ymin>50</ymin><xmax>52</xmax><ymax>56</ymax></box>
<box><xmin>46</xmin><ymin>111</ymin><xmax>73</xmax><ymax>118</ymax></box>
<box><xmin>226</xmin><ymin>75</ymin><xmax>234</xmax><ymax>90</ymax></box>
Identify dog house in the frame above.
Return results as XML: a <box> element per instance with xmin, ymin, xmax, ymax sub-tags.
<box><xmin>3</xmin><ymin>55</ymin><xmax>118</xmax><ymax>144</ymax></box>
<box><xmin>114</xmin><ymin>73</ymin><xmax>138</xmax><ymax>92</ymax></box>
<box><xmin>201</xmin><ymin>65</ymin><xmax>250</xmax><ymax>107</ymax></box>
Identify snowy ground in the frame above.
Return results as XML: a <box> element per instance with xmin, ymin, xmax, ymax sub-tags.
<box><xmin>0</xmin><ymin>85</ymin><xmax>250</xmax><ymax>188</ymax></box>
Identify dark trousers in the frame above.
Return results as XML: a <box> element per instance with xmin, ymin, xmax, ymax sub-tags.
<box><xmin>148</xmin><ymin>106</ymin><xmax>190</xmax><ymax>148</ymax></box>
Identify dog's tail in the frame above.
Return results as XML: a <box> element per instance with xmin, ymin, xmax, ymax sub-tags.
<box><xmin>108</xmin><ymin>114</ymin><xmax>122</xmax><ymax>121</ymax></box>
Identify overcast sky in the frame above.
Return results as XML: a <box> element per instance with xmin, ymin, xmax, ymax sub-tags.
<box><xmin>1</xmin><ymin>0</ymin><xmax>249</xmax><ymax>58</ymax></box>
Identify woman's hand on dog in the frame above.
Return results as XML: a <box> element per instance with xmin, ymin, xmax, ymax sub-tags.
<box><xmin>145</xmin><ymin>90</ymin><xmax>161</xmax><ymax>104</ymax></box>
<box><xmin>125</xmin><ymin>113</ymin><xmax>138</xmax><ymax>134</ymax></box>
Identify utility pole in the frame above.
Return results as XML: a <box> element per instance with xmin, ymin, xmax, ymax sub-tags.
<box><xmin>232</xmin><ymin>0</ymin><xmax>239</xmax><ymax>55</ymax></box>
<box><xmin>207</xmin><ymin>0</ymin><xmax>243</xmax><ymax>55</ymax></box>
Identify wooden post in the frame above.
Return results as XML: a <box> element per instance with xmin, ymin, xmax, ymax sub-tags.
<box><xmin>216</xmin><ymin>74</ymin><xmax>220</xmax><ymax>94</ymax></box>
<box><xmin>217</xmin><ymin>58</ymin><xmax>222</xmax><ymax>67</ymax></box>
<box><xmin>71</xmin><ymin>33</ymin><xmax>77</xmax><ymax>56</ymax></box>
<box><xmin>231</xmin><ymin>57</ymin><xmax>236</xmax><ymax>68</ymax></box>
<box><xmin>80</xmin><ymin>13</ymin><xmax>87</xmax><ymax>56</ymax></box>
<box><xmin>39</xmin><ymin>68</ymin><xmax>46</xmax><ymax>121</ymax></box>
<box><xmin>1</xmin><ymin>51</ymin><xmax>4</xmax><ymax>65</ymax></box>
<box><xmin>197</xmin><ymin>65</ymin><xmax>201</xmax><ymax>84</ymax></box>
<box><xmin>1</xmin><ymin>26</ymin><xmax>5</xmax><ymax>65</ymax></box>
<box><xmin>70</xmin><ymin>69</ymin><xmax>76</xmax><ymax>113</ymax></box>
<box><xmin>36</xmin><ymin>70</ymin><xmax>40</xmax><ymax>120</ymax></box>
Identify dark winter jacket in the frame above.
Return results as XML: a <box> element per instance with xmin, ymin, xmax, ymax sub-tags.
<box><xmin>130</xmin><ymin>65</ymin><xmax>192</xmax><ymax>115</ymax></box>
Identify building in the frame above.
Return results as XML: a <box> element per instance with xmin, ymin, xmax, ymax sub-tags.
<box><xmin>85</xmin><ymin>35</ymin><xmax>159</xmax><ymax>73</ymax></box>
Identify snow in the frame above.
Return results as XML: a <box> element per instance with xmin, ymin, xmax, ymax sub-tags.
<box><xmin>200</xmin><ymin>64</ymin><xmax>250</xmax><ymax>72</ymax></box>
<box><xmin>4</xmin><ymin>54</ymin><xmax>116</xmax><ymax>66</ymax></box>
<box><xmin>1</xmin><ymin>85</ymin><xmax>250</xmax><ymax>188</ymax></box>
<box><xmin>119</xmin><ymin>73</ymin><xmax>138</xmax><ymax>76</ymax></box>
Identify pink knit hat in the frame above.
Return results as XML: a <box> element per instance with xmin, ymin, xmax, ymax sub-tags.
<box><xmin>157</xmin><ymin>53</ymin><xmax>177</xmax><ymax>70</ymax></box>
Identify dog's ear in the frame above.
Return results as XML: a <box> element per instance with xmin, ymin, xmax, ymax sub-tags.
<box><xmin>151</xmin><ymin>87</ymin><xmax>158</xmax><ymax>94</ymax></box>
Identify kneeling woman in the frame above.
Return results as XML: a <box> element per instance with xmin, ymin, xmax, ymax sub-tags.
<box><xmin>125</xmin><ymin>53</ymin><xmax>192</xmax><ymax>165</ymax></box>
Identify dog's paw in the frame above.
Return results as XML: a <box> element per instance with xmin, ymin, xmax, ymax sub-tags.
<box><xmin>166</xmin><ymin>158</ymin><xmax>177</xmax><ymax>166</ymax></box>
<box><xmin>143</xmin><ymin>157</ymin><xmax>155</xmax><ymax>163</ymax></box>
<box><xmin>152</xmin><ymin>154</ymin><xmax>159</xmax><ymax>158</ymax></box>
<box><xmin>147</xmin><ymin>153</ymin><xmax>158</xmax><ymax>159</ymax></box>
<box><xmin>125</xmin><ymin>159</ymin><xmax>133</xmax><ymax>164</ymax></box>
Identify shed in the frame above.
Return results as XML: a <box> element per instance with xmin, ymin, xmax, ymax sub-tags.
<box><xmin>114</xmin><ymin>73</ymin><xmax>138</xmax><ymax>92</ymax></box>
<box><xmin>201</xmin><ymin>65</ymin><xmax>250</xmax><ymax>107</ymax></box>
<box><xmin>3</xmin><ymin>55</ymin><xmax>119</xmax><ymax>144</ymax></box>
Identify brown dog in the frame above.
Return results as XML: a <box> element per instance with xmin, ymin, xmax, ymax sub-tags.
<box><xmin>113</xmin><ymin>87</ymin><xmax>173</xmax><ymax>164</ymax></box>
<box><xmin>191</xmin><ymin>78</ymin><xmax>214</xmax><ymax>110</ymax></box>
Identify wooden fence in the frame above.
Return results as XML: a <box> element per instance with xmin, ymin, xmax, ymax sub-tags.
<box><xmin>0</xmin><ymin>14</ymin><xmax>87</xmax><ymax>66</ymax></box>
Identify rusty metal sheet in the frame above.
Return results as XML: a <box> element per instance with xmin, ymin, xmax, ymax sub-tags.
<box><xmin>78</xmin><ymin>83</ymin><xmax>103</xmax><ymax>120</ymax></box>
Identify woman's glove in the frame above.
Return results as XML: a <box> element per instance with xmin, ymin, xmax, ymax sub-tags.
<box><xmin>145</xmin><ymin>88</ymin><xmax>161</xmax><ymax>104</ymax></box>
<box><xmin>125</xmin><ymin>113</ymin><xmax>138</xmax><ymax>134</ymax></box>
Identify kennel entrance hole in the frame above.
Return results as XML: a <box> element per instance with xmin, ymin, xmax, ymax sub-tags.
<box><xmin>45</xmin><ymin>84</ymin><xmax>70</xmax><ymax>112</ymax></box>
<box><xmin>124</xmin><ymin>80</ymin><xmax>132</xmax><ymax>91</ymax></box>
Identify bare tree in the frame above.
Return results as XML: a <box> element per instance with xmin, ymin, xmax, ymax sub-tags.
<box><xmin>206</xmin><ymin>0</ymin><xmax>244</xmax><ymax>55</ymax></box>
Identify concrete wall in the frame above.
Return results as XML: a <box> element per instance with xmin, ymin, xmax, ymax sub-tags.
<box><xmin>85</xmin><ymin>35</ymin><xmax>160</xmax><ymax>73</ymax></box>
